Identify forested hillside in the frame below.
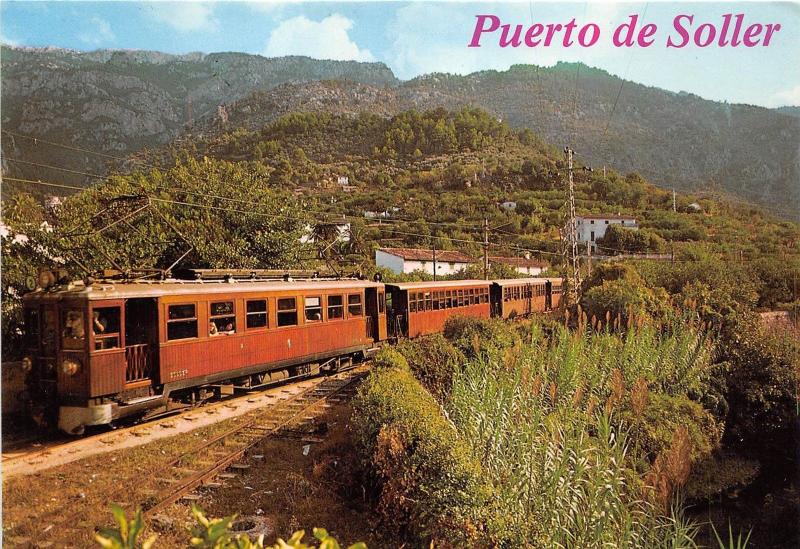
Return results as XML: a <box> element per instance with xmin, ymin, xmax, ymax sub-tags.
<box><xmin>2</xmin><ymin>47</ymin><xmax>798</xmax><ymax>219</ymax></box>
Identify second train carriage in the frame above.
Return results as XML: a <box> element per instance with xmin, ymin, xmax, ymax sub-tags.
<box><xmin>21</xmin><ymin>277</ymin><xmax>386</xmax><ymax>434</ymax></box>
<box><xmin>384</xmin><ymin>280</ymin><xmax>492</xmax><ymax>338</ymax></box>
<box><xmin>490</xmin><ymin>277</ymin><xmax>564</xmax><ymax>318</ymax></box>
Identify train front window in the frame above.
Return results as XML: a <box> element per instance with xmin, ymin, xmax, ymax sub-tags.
<box><xmin>246</xmin><ymin>300</ymin><xmax>268</xmax><ymax>329</ymax></box>
<box><xmin>327</xmin><ymin>295</ymin><xmax>344</xmax><ymax>320</ymax></box>
<box><xmin>167</xmin><ymin>304</ymin><xmax>198</xmax><ymax>341</ymax></box>
<box><xmin>348</xmin><ymin>294</ymin><xmax>363</xmax><ymax>316</ymax></box>
<box><xmin>24</xmin><ymin>308</ymin><xmax>39</xmax><ymax>347</ymax></box>
<box><xmin>210</xmin><ymin>301</ymin><xmax>236</xmax><ymax>335</ymax></box>
<box><xmin>305</xmin><ymin>296</ymin><xmax>322</xmax><ymax>322</ymax></box>
<box><xmin>42</xmin><ymin>309</ymin><xmax>57</xmax><ymax>353</ymax></box>
<box><xmin>277</xmin><ymin>298</ymin><xmax>298</xmax><ymax>327</ymax></box>
<box><xmin>62</xmin><ymin>309</ymin><xmax>85</xmax><ymax>349</ymax></box>
<box><xmin>92</xmin><ymin>307</ymin><xmax>120</xmax><ymax>350</ymax></box>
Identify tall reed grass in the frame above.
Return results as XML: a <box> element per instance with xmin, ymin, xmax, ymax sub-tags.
<box><xmin>447</xmin><ymin>320</ymin><xmax>715</xmax><ymax>547</ymax></box>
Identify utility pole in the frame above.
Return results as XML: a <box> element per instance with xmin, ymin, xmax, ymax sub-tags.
<box><xmin>587</xmin><ymin>240</ymin><xmax>593</xmax><ymax>276</ymax></box>
<box><xmin>483</xmin><ymin>218</ymin><xmax>489</xmax><ymax>280</ymax></box>
<box><xmin>673</xmin><ymin>189</ymin><xmax>677</xmax><ymax>212</ymax></box>
<box><xmin>432</xmin><ymin>243</ymin><xmax>437</xmax><ymax>281</ymax></box>
<box><xmin>564</xmin><ymin>147</ymin><xmax>582</xmax><ymax>304</ymax></box>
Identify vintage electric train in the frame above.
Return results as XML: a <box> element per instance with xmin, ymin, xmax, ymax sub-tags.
<box><xmin>20</xmin><ymin>271</ymin><xmax>562</xmax><ymax>434</ymax></box>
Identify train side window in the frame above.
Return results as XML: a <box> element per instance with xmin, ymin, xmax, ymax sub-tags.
<box><xmin>348</xmin><ymin>294</ymin><xmax>363</xmax><ymax>316</ymax></box>
<box><xmin>246</xmin><ymin>300</ymin><xmax>268</xmax><ymax>329</ymax></box>
<box><xmin>167</xmin><ymin>304</ymin><xmax>198</xmax><ymax>341</ymax></box>
<box><xmin>62</xmin><ymin>309</ymin><xmax>86</xmax><ymax>349</ymax></box>
<box><xmin>409</xmin><ymin>292</ymin><xmax>417</xmax><ymax>313</ymax></box>
<box><xmin>92</xmin><ymin>306</ymin><xmax>121</xmax><ymax>350</ymax></box>
<box><xmin>439</xmin><ymin>292</ymin><xmax>445</xmax><ymax>310</ymax></box>
<box><xmin>424</xmin><ymin>292</ymin><xmax>432</xmax><ymax>311</ymax></box>
<box><xmin>42</xmin><ymin>309</ymin><xmax>57</xmax><ymax>353</ymax></box>
<box><xmin>328</xmin><ymin>295</ymin><xmax>344</xmax><ymax>320</ymax></box>
<box><xmin>210</xmin><ymin>301</ymin><xmax>236</xmax><ymax>335</ymax></box>
<box><xmin>277</xmin><ymin>298</ymin><xmax>298</xmax><ymax>327</ymax></box>
<box><xmin>305</xmin><ymin>296</ymin><xmax>323</xmax><ymax>322</ymax></box>
<box><xmin>378</xmin><ymin>291</ymin><xmax>386</xmax><ymax>314</ymax></box>
<box><xmin>433</xmin><ymin>291</ymin><xmax>440</xmax><ymax>310</ymax></box>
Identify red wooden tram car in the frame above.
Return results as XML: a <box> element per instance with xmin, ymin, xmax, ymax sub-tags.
<box><xmin>385</xmin><ymin>280</ymin><xmax>492</xmax><ymax>338</ymax></box>
<box><xmin>491</xmin><ymin>277</ymin><xmax>564</xmax><ymax>318</ymax></box>
<box><xmin>21</xmin><ymin>277</ymin><xmax>386</xmax><ymax>434</ymax></box>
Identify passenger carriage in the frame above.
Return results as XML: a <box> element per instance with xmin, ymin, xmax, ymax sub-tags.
<box><xmin>491</xmin><ymin>277</ymin><xmax>564</xmax><ymax>318</ymax></box>
<box><xmin>384</xmin><ymin>280</ymin><xmax>492</xmax><ymax>338</ymax></box>
<box><xmin>21</xmin><ymin>275</ymin><xmax>386</xmax><ymax>434</ymax></box>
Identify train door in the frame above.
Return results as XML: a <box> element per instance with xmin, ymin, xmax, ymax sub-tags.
<box><xmin>545</xmin><ymin>280</ymin><xmax>553</xmax><ymax>311</ymax></box>
<box><xmin>364</xmin><ymin>287</ymin><xmax>387</xmax><ymax>342</ymax></box>
<box><xmin>124</xmin><ymin>298</ymin><xmax>159</xmax><ymax>385</ymax></box>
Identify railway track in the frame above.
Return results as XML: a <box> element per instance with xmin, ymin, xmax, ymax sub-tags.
<box><xmin>2</xmin><ymin>366</ymin><xmax>364</xmax><ymax>477</ymax></box>
<box><xmin>141</xmin><ymin>366</ymin><xmax>367</xmax><ymax>516</ymax></box>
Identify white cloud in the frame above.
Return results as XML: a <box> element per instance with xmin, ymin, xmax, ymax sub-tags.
<box><xmin>770</xmin><ymin>85</ymin><xmax>800</xmax><ymax>107</ymax></box>
<box><xmin>0</xmin><ymin>32</ymin><xmax>19</xmax><ymax>46</ymax></box>
<box><xmin>79</xmin><ymin>16</ymin><xmax>115</xmax><ymax>46</ymax></box>
<box><xmin>149</xmin><ymin>2</ymin><xmax>217</xmax><ymax>32</ymax></box>
<box><xmin>264</xmin><ymin>14</ymin><xmax>374</xmax><ymax>62</ymax></box>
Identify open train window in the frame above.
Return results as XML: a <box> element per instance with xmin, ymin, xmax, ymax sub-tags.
<box><xmin>92</xmin><ymin>306</ymin><xmax>121</xmax><ymax>350</ymax></box>
<box><xmin>348</xmin><ymin>294</ymin><xmax>363</xmax><ymax>316</ymax></box>
<box><xmin>167</xmin><ymin>304</ymin><xmax>198</xmax><ymax>341</ymax></box>
<box><xmin>246</xmin><ymin>300</ymin><xmax>268</xmax><ymax>329</ymax></box>
<box><xmin>424</xmin><ymin>292</ymin><xmax>432</xmax><ymax>311</ymax></box>
<box><xmin>62</xmin><ymin>309</ymin><xmax>85</xmax><ymax>349</ymax></box>
<box><xmin>409</xmin><ymin>292</ymin><xmax>417</xmax><ymax>313</ymax></box>
<box><xmin>305</xmin><ymin>296</ymin><xmax>323</xmax><ymax>322</ymax></box>
<box><xmin>328</xmin><ymin>295</ymin><xmax>344</xmax><ymax>320</ymax></box>
<box><xmin>433</xmin><ymin>291</ymin><xmax>441</xmax><ymax>310</ymax></box>
<box><xmin>210</xmin><ymin>301</ymin><xmax>236</xmax><ymax>335</ymax></box>
<box><xmin>277</xmin><ymin>298</ymin><xmax>298</xmax><ymax>327</ymax></box>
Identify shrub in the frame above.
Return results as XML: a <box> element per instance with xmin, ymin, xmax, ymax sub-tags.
<box><xmin>394</xmin><ymin>334</ymin><xmax>466</xmax><ymax>400</ymax></box>
<box><xmin>624</xmin><ymin>392</ymin><xmax>722</xmax><ymax>464</ymax></box>
<box><xmin>351</xmin><ymin>366</ymin><xmax>490</xmax><ymax>546</ymax></box>
<box><xmin>442</xmin><ymin>316</ymin><xmax>520</xmax><ymax>358</ymax></box>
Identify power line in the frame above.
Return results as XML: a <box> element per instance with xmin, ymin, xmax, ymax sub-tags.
<box><xmin>3</xmin><ymin>130</ymin><xmax>486</xmax><ymax>230</ymax></box>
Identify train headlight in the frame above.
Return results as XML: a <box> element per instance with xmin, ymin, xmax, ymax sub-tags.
<box><xmin>60</xmin><ymin>358</ymin><xmax>81</xmax><ymax>377</ymax></box>
<box><xmin>22</xmin><ymin>356</ymin><xmax>33</xmax><ymax>373</ymax></box>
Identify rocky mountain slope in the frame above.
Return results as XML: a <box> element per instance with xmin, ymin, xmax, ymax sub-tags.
<box><xmin>2</xmin><ymin>46</ymin><xmax>798</xmax><ymax>219</ymax></box>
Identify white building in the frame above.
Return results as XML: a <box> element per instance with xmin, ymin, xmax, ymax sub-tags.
<box><xmin>500</xmin><ymin>200</ymin><xmax>517</xmax><ymax>212</ymax></box>
<box><xmin>576</xmin><ymin>214</ymin><xmax>637</xmax><ymax>253</ymax></box>
<box><xmin>376</xmin><ymin>248</ymin><xmax>476</xmax><ymax>276</ymax></box>
<box><xmin>490</xmin><ymin>256</ymin><xmax>548</xmax><ymax>276</ymax></box>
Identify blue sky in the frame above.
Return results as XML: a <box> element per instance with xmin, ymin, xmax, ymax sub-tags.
<box><xmin>2</xmin><ymin>1</ymin><xmax>798</xmax><ymax>108</ymax></box>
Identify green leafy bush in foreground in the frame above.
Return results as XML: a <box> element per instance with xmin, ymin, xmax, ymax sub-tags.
<box><xmin>95</xmin><ymin>504</ymin><xmax>365</xmax><ymax>549</ymax></box>
<box><xmin>351</xmin><ymin>348</ymin><xmax>490</xmax><ymax>546</ymax></box>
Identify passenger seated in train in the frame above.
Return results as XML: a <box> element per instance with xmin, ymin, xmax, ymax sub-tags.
<box><xmin>209</xmin><ymin>321</ymin><xmax>219</xmax><ymax>336</ymax></box>
<box><xmin>92</xmin><ymin>311</ymin><xmax>107</xmax><ymax>334</ymax></box>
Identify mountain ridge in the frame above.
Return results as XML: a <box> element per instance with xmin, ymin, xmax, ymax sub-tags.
<box><xmin>2</xmin><ymin>46</ymin><xmax>798</xmax><ymax>220</ymax></box>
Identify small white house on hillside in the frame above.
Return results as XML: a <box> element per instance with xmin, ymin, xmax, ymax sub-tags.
<box><xmin>376</xmin><ymin>248</ymin><xmax>476</xmax><ymax>276</ymax></box>
<box><xmin>576</xmin><ymin>214</ymin><xmax>637</xmax><ymax>253</ymax></box>
<box><xmin>489</xmin><ymin>256</ymin><xmax>548</xmax><ymax>276</ymax></box>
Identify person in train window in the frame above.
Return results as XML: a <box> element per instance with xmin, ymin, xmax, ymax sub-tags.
<box><xmin>209</xmin><ymin>321</ymin><xmax>219</xmax><ymax>336</ymax></box>
<box><xmin>222</xmin><ymin>321</ymin><xmax>235</xmax><ymax>335</ymax></box>
<box><xmin>92</xmin><ymin>311</ymin><xmax>108</xmax><ymax>334</ymax></box>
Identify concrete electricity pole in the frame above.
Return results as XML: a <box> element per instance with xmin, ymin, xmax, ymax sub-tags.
<box><xmin>564</xmin><ymin>147</ymin><xmax>582</xmax><ymax>304</ymax></box>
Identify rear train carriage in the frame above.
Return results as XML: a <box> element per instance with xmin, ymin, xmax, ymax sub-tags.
<box><xmin>385</xmin><ymin>280</ymin><xmax>491</xmax><ymax>338</ymax></box>
<box><xmin>21</xmin><ymin>278</ymin><xmax>386</xmax><ymax>434</ymax></box>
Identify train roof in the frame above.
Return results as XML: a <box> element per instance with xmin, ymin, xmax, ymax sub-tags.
<box><xmin>491</xmin><ymin>277</ymin><xmax>564</xmax><ymax>287</ymax></box>
<box><xmin>23</xmin><ymin>278</ymin><xmax>384</xmax><ymax>302</ymax></box>
<box><xmin>385</xmin><ymin>279</ymin><xmax>491</xmax><ymax>291</ymax></box>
